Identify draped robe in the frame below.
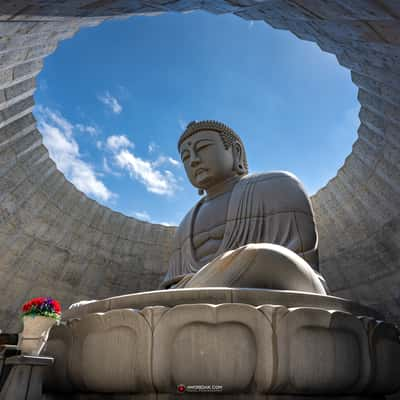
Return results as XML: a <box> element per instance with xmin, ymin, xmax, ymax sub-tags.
<box><xmin>160</xmin><ymin>171</ymin><xmax>319</xmax><ymax>290</ymax></box>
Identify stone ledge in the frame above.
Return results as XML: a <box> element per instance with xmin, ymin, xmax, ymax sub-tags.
<box><xmin>63</xmin><ymin>288</ymin><xmax>381</xmax><ymax>320</ymax></box>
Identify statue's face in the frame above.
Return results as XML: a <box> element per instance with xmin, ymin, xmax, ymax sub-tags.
<box><xmin>179</xmin><ymin>130</ymin><xmax>238</xmax><ymax>190</ymax></box>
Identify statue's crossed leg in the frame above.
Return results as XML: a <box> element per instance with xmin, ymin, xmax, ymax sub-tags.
<box><xmin>177</xmin><ymin>243</ymin><xmax>327</xmax><ymax>294</ymax></box>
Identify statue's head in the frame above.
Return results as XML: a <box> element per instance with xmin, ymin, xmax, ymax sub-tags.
<box><xmin>178</xmin><ymin>120</ymin><xmax>248</xmax><ymax>191</ymax></box>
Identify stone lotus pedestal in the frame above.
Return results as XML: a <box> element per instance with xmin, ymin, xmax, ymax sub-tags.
<box><xmin>41</xmin><ymin>288</ymin><xmax>400</xmax><ymax>399</ymax></box>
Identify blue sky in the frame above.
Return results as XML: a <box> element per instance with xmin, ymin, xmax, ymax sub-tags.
<box><xmin>34</xmin><ymin>11</ymin><xmax>359</xmax><ymax>226</ymax></box>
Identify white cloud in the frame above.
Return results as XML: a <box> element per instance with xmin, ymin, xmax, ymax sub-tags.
<box><xmin>167</xmin><ymin>157</ymin><xmax>180</xmax><ymax>166</ymax></box>
<box><xmin>43</xmin><ymin>107</ymin><xmax>74</xmax><ymax>137</ymax></box>
<box><xmin>148</xmin><ymin>141</ymin><xmax>158</xmax><ymax>154</ymax></box>
<box><xmin>133</xmin><ymin>210</ymin><xmax>151</xmax><ymax>221</ymax></box>
<box><xmin>98</xmin><ymin>91</ymin><xmax>122</xmax><ymax>114</ymax></box>
<box><xmin>106</xmin><ymin>134</ymin><xmax>134</xmax><ymax>151</ymax></box>
<box><xmin>115</xmin><ymin>149</ymin><xmax>179</xmax><ymax>196</ymax></box>
<box><xmin>103</xmin><ymin>157</ymin><xmax>112</xmax><ymax>173</ymax></box>
<box><xmin>102</xmin><ymin>157</ymin><xmax>121</xmax><ymax>177</ymax></box>
<box><xmin>76</xmin><ymin>123</ymin><xmax>97</xmax><ymax>136</ymax></box>
<box><xmin>131</xmin><ymin>210</ymin><xmax>177</xmax><ymax>226</ymax></box>
<box><xmin>159</xmin><ymin>221</ymin><xmax>177</xmax><ymax>227</ymax></box>
<box><xmin>152</xmin><ymin>155</ymin><xmax>180</xmax><ymax>168</ymax></box>
<box><xmin>102</xmin><ymin>134</ymin><xmax>181</xmax><ymax>197</ymax></box>
<box><xmin>36</xmin><ymin>106</ymin><xmax>115</xmax><ymax>202</ymax></box>
<box><xmin>178</xmin><ymin>118</ymin><xmax>187</xmax><ymax>131</ymax></box>
<box><xmin>147</xmin><ymin>142</ymin><xmax>180</xmax><ymax>168</ymax></box>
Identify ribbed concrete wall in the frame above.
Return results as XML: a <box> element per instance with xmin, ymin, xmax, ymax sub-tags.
<box><xmin>0</xmin><ymin>1</ymin><xmax>399</xmax><ymax>330</ymax></box>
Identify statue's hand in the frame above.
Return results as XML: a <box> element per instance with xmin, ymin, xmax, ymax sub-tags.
<box><xmin>170</xmin><ymin>273</ymin><xmax>195</xmax><ymax>288</ymax></box>
<box><xmin>68</xmin><ymin>299</ymin><xmax>97</xmax><ymax>310</ymax></box>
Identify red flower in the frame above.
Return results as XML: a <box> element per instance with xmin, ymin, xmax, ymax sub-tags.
<box><xmin>51</xmin><ymin>299</ymin><xmax>61</xmax><ymax>314</ymax></box>
<box><xmin>21</xmin><ymin>297</ymin><xmax>62</xmax><ymax>315</ymax></box>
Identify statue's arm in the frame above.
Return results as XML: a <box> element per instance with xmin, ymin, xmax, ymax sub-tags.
<box><xmin>254</xmin><ymin>172</ymin><xmax>319</xmax><ymax>267</ymax></box>
<box><xmin>159</xmin><ymin>208</ymin><xmax>195</xmax><ymax>289</ymax></box>
<box><xmin>158</xmin><ymin>243</ymin><xmax>182</xmax><ymax>289</ymax></box>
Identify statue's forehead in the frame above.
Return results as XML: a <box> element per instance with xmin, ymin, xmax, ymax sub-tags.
<box><xmin>179</xmin><ymin>130</ymin><xmax>220</xmax><ymax>149</ymax></box>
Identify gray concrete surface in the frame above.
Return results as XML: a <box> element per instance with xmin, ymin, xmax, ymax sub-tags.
<box><xmin>0</xmin><ymin>1</ymin><xmax>399</xmax><ymax>330</ymax></box>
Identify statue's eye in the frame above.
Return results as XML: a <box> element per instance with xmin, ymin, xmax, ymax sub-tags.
<box><xmin>181</xmin><ymin>151</ymin><xmax>189</xmax><ymax>162</ymax></box>
<box><xmin>196</xmin><ymin>141</ymin><xmax>213</xmax><ymax>152</ymax></box>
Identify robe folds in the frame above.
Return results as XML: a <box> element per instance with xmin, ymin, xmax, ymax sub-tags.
<box><xmin>160</xmin><ymin>171</ymin><xmax>319</xmax><ymax>290</ymax></box>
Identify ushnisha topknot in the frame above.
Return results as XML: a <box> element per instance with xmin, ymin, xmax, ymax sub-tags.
<box><xmin>178</xmin><ymin>120</ymin><xmax>240</xmax><ymax>149</ymax></box>
<box><xmin>178</xmin><ymin>120</ymin><xmax>248</xmax><ymax>173</ymax></box>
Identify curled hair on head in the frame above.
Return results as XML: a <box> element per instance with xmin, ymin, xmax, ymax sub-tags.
<box><xmin>178</xmin><ymin>120</ymin><xmax>248</xmax><ymax>175</ymax></box>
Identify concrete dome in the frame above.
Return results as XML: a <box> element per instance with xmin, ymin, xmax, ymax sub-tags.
<box><xmin>0</xmin><ymin>1</ymin><xmax>399</xmax><ymax>330</ymax></box>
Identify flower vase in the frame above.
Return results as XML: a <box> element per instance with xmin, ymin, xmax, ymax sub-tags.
<box><xmin>19</xmin><ymin>315</ymin><xmax>57</xmax><ymax>355</ymax></box>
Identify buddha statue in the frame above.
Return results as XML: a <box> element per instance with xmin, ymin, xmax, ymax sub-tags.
<box><xmin>44</xmin><ymin>124</ymin><xmax>400</xmax><ymax>398</ymax></box>
<box><xmin>160</xmin><ymin>120</ymin><xmax>327</xmax><ymax>294</ymax></box>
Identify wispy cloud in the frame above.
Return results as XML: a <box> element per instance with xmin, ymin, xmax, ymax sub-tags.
<box><xmin>148</xmin><ymin>141</ymin><xmax>158</xmax><ymax>154</ymax></box>
<box><xmin>133</xmin><ymin>210</ymin><xmax>151</xmax><ymax>221</ymax></box>
<box><xmin>159</xmin><ymin>221</ymin><xmax>177</xmax><ymax>226</ymax></box>
<box><xmin>148</xmin><ymin>142</ymin><xmax>180</xmax><ymax>167</ymax></box>
<box><xmin>115</xmin><ymin>149</ymin><xmax>179</xmax><ymax>196</ymax></box>
<box><xmin>132</xmin><ymin>210</ymin><xmax>177</xmax><ymax>226</ymax></box>
<box><xmin>103</xmin><ymin>157</ymin><xmax>112</xmax><ymax>173</ymax></box>
<box><xmin>152</xmin><ymin>155</ymin><xmax>180</xmax><ymax>168</ymax></box>
<box><xmin>98</xmin><ymin>91</ymin><xmax>122</xmax><ymax>114</ymax></box>
<box><xmin>106</xmin><ymin>134</ymin><xmax>134</xmax><ymax>151</ymax></box>
<box><xmin>178</xmin><ymin>118</ymin><xmax>187</xmax><ymax>131</ymax></box>
<box><xmin>76</xmin><ymin>123</ymin><xmax>98</xmax><ymax>136</ymax></box>
<box><xmin>102</xmin><ymin>134</ymin><xmax>181</xmax><ymax>196</ymax></box>
<box><xmin>102</xmin><ymin>156</ymin><xmax>121</xmax><ymax>177</ymax></box>
<box><xmin>36</xmin><ymin>106</ymin><xmax>115</xmax><ymax>202</ymax></box>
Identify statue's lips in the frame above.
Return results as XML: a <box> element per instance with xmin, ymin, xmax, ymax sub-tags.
<box><xmin>194</xmin><ymin>168</ymin><xmax>208</xmax><ymax>177</ymax></box>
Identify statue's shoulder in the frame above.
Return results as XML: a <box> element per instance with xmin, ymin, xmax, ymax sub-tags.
<box><xmin>240</xmin><ymin>171</ymin><xmax>304</xmax><ymax>188</ymax></box>
<box><xmin>237</xmin><ymin>171</ymin><xmax>311</xmax><ymax>210</ymax></box>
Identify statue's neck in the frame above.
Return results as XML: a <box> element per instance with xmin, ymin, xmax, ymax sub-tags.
<box><xmin>204</xmin><ymin>175</ymin><xmax>241</xmax><ymax>201</ymax></box>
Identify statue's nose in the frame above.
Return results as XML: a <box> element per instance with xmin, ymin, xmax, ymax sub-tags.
<box><xmin>190</xmin><ymin>154</ymin><xmax>200</xmax><ymax>167</ymax></box>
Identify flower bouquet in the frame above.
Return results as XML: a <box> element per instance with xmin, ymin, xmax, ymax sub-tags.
<box><xmin>20</xmin><ymin>297</ymin><xmax>61</xmax><ymax>355</ymax></box>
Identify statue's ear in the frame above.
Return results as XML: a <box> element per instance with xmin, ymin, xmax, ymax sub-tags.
<box><xmin>233</xmin><ymin>141</ymin><xmax>245</xmax><ymax>175</ymax></box>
